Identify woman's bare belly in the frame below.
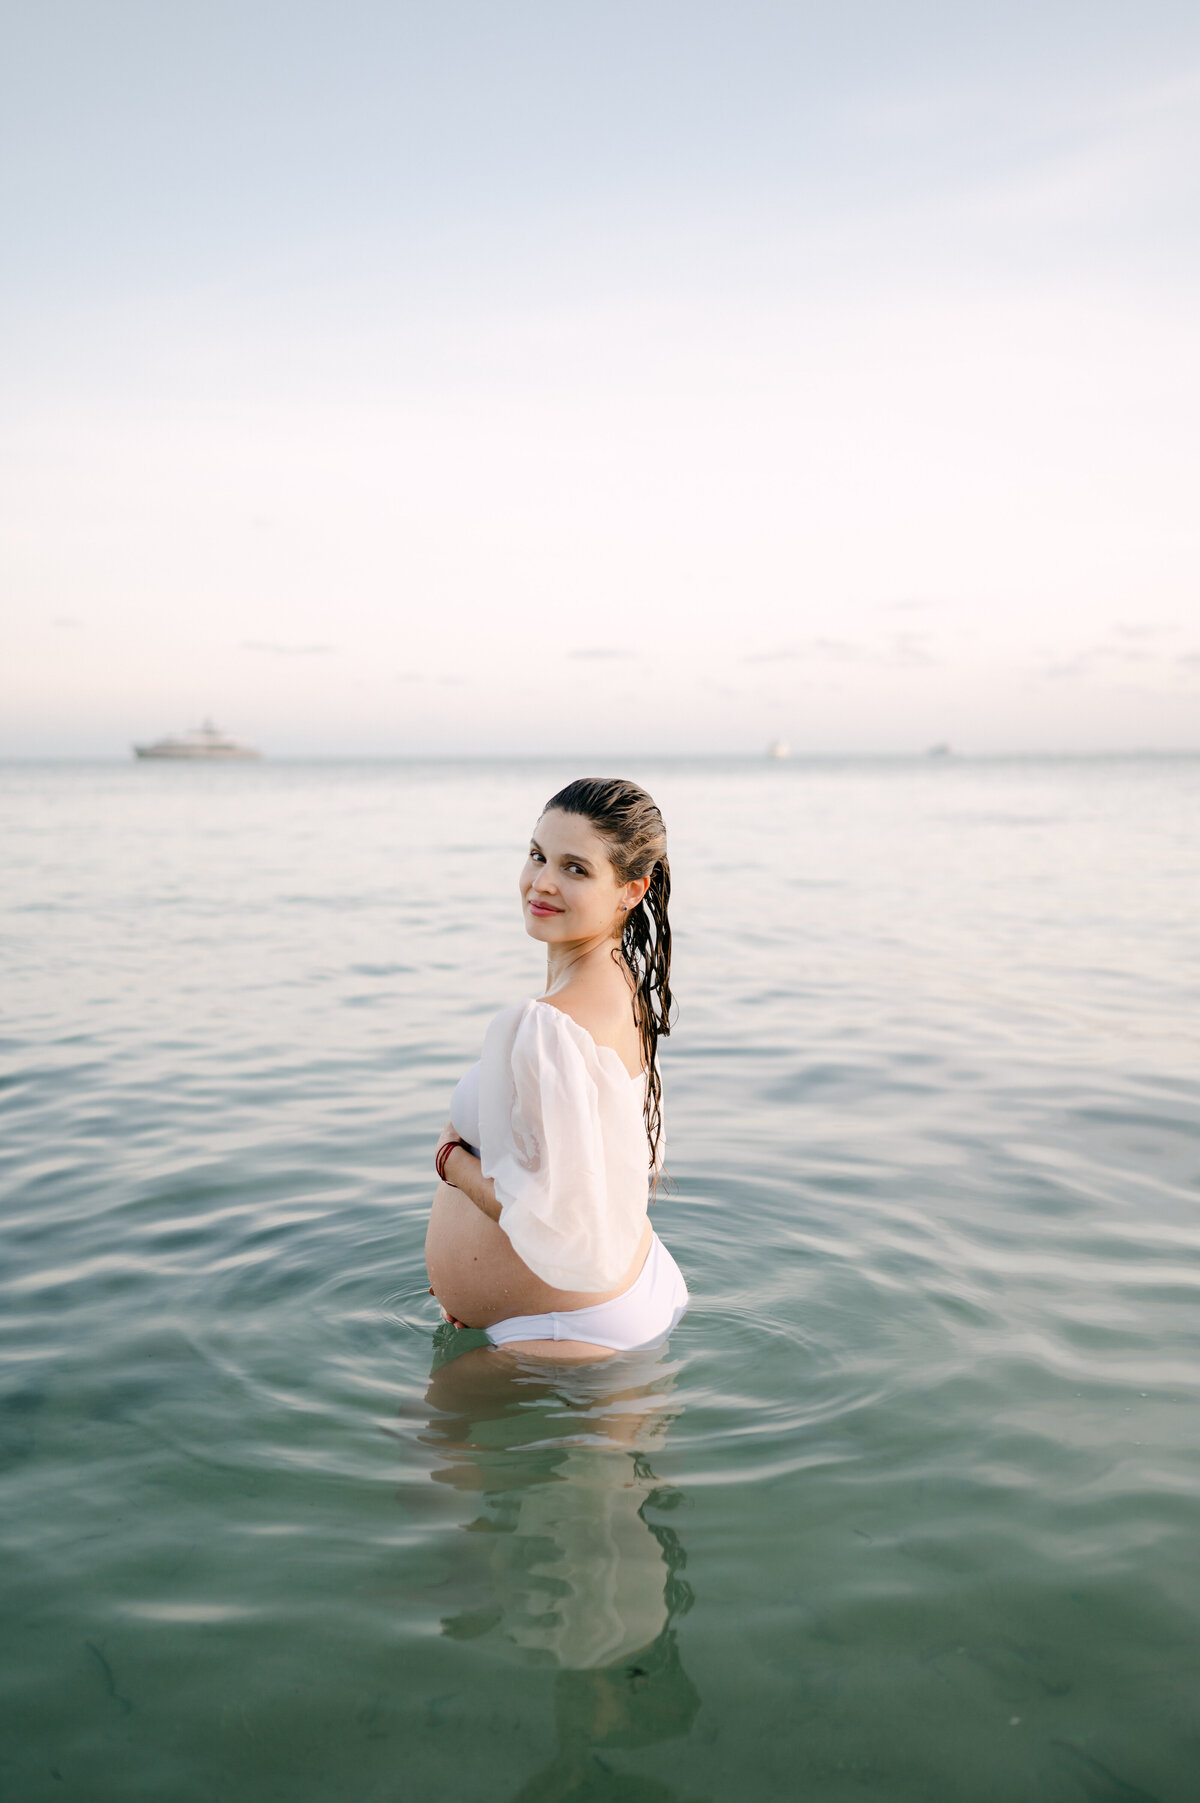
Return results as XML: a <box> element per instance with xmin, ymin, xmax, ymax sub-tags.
<box><xmin>425</xmin><ymin>1182</ymin><xmax>652</xmax><ymax>1329</ymax></box>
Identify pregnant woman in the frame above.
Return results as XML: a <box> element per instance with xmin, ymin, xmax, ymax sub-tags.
<box><xmin>426</xmin><ymin>777</ymin><xmax>689</xmax><ymax>1359</ymax></box>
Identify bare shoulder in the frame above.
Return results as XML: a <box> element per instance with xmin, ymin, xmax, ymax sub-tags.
<box><xmin>539</xmin><ymin>966</ymin><xmax>642</xmax><ymax>1075</ymax></box>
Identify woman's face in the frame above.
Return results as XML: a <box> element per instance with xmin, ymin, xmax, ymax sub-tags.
<box><xmin>520</xmin><ymin>809</ymin><xmax>639</xmax><ymax>944</ymax></box>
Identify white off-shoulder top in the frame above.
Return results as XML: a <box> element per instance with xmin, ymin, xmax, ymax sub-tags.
<box><xmin>449</xmin><ymin>998</ymin><xmax>655</xmax><ymax>1292</ymax></box>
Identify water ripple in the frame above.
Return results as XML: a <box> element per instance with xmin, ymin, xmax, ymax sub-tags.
<box><xmin>2</xmin><ymin>757</ymin><xmax>1199</xmax><ymax>1800</ymax></box>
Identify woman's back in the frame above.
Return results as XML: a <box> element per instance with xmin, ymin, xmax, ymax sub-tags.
<box><xmin>427</xmin><ymin>990</ymin><xmax>654</xmax><ymax>1327</ymax></box>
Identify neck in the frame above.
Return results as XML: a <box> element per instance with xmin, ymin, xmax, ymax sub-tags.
<box><xmin>544</xmin><ymin>934</ymin><xmax>619</xmax><ymax>993</ymax></box>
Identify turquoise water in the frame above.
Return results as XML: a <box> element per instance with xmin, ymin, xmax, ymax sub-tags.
<box><xmin>2</xmin><ymin>755</ymin><xmax>1199</xmax><ymax>1801</ymax></box>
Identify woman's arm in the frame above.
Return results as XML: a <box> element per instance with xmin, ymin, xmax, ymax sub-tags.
<box><xmin>436</xmin><ymin>1123</ymin><xmax>502</xmax><ymax>1223</ymax></box>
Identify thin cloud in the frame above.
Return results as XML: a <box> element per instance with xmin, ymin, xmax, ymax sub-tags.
<box><xmin>742</xmin><ymin>634</ymin><xmax>937</xmax><ymax>669</ymax></box>
<box><xmin>742</xmin><ymin>647</ymin><xmax>793</xmax><ymax>665</ymax></box>
<box><xmin>741</xmin><ymin>638</ymin><xmax>857</xmax><ymax>665</ymax></box>
<box><xmin>1114</xmin><ymin>621</ymin><xmax>1178</xmax><ymax>640</ymax></box>
<box><xmin>1044</xmin><ymin>635</ymin><xmax>1169</xmax><ymax>679</ymax></box>
<box><xmin>741</xmin><ymin>647</ymin><xmax>795</xmax><ymax>665</ymax></box>
<box><xmin>1044</xmin><ymin>655</ymin><xmax>1091</xmax><ymax>680</ymax></box>
<box><xmin>241</xmin><ymin>640</ymin><xmax>336</xmax><ymax>656</ymax></box>
<box><xmin>886</xmin><ymin>632</ymin><xmax>938</xmax><ymax>668</ymax></box>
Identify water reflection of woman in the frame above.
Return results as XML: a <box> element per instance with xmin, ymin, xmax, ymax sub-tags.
<box><xmin>421</xmin><ymin>1340</ymin><xmax>700</xmax><ymax>1800</ymax></box>
<box><xmin>426</xmin><ymin>778</ymin><xmax>689</xmax><ymax>1359</ymax></box>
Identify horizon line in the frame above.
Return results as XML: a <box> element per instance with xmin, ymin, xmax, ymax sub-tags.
<box><xmin>3</xmin><ymin>747</ymin><xmax>1199</xmax><ymax>765</ymax></box>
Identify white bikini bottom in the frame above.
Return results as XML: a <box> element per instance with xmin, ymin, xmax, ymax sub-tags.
<box><xmin>485</xmin><ymin>1234</ymin><xmax>689</xmax><ymax>1352</ymax></box>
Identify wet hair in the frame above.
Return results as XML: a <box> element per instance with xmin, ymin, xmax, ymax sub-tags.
<box><xmin>542</xmin><ymin>776</ymin><xmax>674</xmax><ymax>1175</ymax></box>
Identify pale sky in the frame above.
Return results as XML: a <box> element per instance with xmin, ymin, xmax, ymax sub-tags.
<box><xmin>3</xmin><ymin>1</ymin><xmax>1199</xmax><ymax>755</ymax></box>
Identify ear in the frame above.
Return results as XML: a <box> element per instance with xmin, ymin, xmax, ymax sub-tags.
<box><xmin>623</xmin><ymin>876</ymin><xmax>651</xmax><ymax>912</ymax></box>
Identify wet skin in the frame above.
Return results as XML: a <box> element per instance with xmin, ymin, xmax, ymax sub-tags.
<box><xmin>425</xmin><ymin>1181</ymin><xmax>652</xmax><ymax>1332</ymax></box>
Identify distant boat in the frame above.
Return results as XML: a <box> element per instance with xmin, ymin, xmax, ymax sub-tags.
<box><xmin>133</xmin><ymin>720</ymin><xmax>261</xmax><ymax>761</ymax></box>
<box><xmin>767</xmin><ymin>740</ymin><xmax>791</xmax><ymax>760</ymax></box>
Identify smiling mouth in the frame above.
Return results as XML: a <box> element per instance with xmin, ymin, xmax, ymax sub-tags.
<box><xmin>528</xmin><ymin>899</ymin><xmax>563</xmax><ymax>913</ymax></box>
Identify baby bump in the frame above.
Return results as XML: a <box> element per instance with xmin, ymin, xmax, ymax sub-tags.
<box><xmin>425</xmin><ymin>1182</ymin><xmax>653</xmax><ymax>1328</ymax></box>
<box><xmin>425</xmin><ymin>1181</ymin><xmax>543</xmax><ymax>1326</ymax></box>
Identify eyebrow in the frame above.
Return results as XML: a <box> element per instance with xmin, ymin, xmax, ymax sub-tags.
<box><xmin>530</xmin><ymin>837</ymin><xmax>594</xmax><ymax>871</ymax></box>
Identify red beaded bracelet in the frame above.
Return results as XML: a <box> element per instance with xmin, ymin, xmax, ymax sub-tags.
<box><xmin>435</xmin><ymin>1138</ymin><xmax>465</xmax><ymax>1185</ymax></box>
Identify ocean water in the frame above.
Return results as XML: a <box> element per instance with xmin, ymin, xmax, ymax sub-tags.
<box><xmin>2</xmin><ymin>754</ymin><xmax>1199</xmax><ymax>1802</ymax></box>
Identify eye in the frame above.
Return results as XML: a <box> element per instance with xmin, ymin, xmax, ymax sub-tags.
<box><xmin>567</xmin><ymin>864</ymin><xmax>588</xmax><ymax>877</ymax></box>
<box><xmin>529</xmin><ymin>849</ymin><xmax>544</xmax><ymax>863</ymax></box>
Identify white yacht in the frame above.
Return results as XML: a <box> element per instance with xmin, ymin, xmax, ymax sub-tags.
<box><xmin>133</xmin><ymin>720</ymin><xmax>261</xmax><ymax>761</ymax></box>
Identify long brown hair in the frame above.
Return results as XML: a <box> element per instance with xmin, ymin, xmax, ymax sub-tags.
<box><xmin>543</xmin><ymin>777</ymin><xmax>674</xmax><ymax>1173</ymax></box>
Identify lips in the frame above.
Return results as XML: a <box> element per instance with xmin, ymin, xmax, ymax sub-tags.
<box><xmin>527</xmin><ymin>899</ymin><xmax>563</xmax><ymax>915</ymax></box>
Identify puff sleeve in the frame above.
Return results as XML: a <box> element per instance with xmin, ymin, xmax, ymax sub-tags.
<box><xmin>477</xmin><ymin>1000</ymin><xmax>651</xmax><ymax>1291</ymax></box>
